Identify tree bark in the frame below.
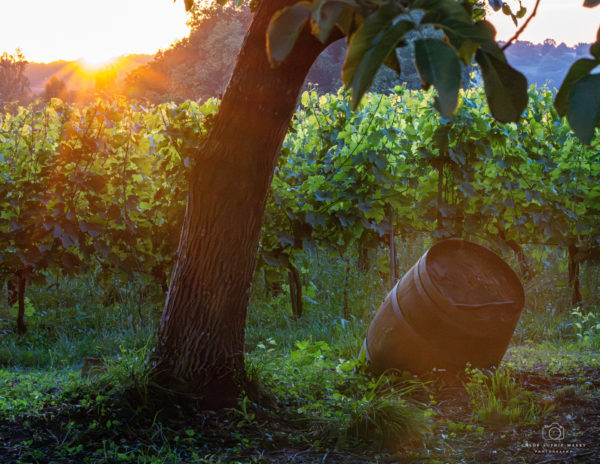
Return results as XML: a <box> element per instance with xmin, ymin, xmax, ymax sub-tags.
<box><xmin>357</xmin><ymin>236</ymin><xmax>370</xmax><ymax>273</ymax></box>
<box><xmin>152</xmin><ymin>0</ymin><xmax>330</xmax><ymax>408</ymax></box>
<box><xmin>288</xmin><ymin>262</ymin><xmax>302</xmax><ymax>320</ymax></box>
<box><xmin>506</xmin><ymin>239</ymin><xmax>530</xmax><ymax>280</ymax></box>
<box><xmin>389</xmin><ymin>207</ymin><xmax>397</xmax><ymax>284</ymax></box>
<box><xmin>498</xmin><ymin>230</ymin><xmax>530</xmax><ymax>280</ymax></box>
<box><xmin>568</xmin><ymin>243</ymin><xmax>582</xmax><ymax>306</ymax></box>
<box><xmin>342</xmin><ymin>254</ymin><xmax>350</xmax><ymax>319</ymax></box>
<box><xmin>7</xmin><ymin>277</ymin><xmax>17</xmax><ymax>308</ymax></box>
<box><xmin>16</xmin><ymin>275</ymin><xmax>26</xmax><ymax>336</ymax></box>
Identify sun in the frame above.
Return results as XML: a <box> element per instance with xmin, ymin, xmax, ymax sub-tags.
<box><xmin>81</xmin><ymin>54</ymin><xmax>116</xmax><ymax>69</ymax></box>
<box><xmin>75</xmin><ymin>53</ymin><xmax>121</xmax><ymax>82</ymax></box>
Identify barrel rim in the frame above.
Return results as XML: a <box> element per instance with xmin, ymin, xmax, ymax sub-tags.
<box><xmin>424</xmin><ymin>238</ymin><xmax>525</xmax><ymax>311</ymax></box>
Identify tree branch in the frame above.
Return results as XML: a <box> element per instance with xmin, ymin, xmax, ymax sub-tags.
<box><xmin>501</xmin><ymin>0</ymin><xmax>541</xmax><ymax>51</ymax></box>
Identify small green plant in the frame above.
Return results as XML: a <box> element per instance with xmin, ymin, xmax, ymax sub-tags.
<box><xmin>0</xmin><ymin>369</ymin><xmax>83</xmax><ymax>420</ymax></box>
<box><xmin>249</xmin><ymin>338</ymin><xmax>430</xmax><ymax>450</ymax></box>
<box><xmin>337</xmin><ymin>373</ymin><xmax>430</xmax><ymax>449</ymax></box>
<box><xmin>464</xmin><ymin>366</ymin><xmax>551</xmax><ymax>426</ymax></box>
<box><xmin>9</xmin><ymin>297</ymin><xmax>36</xmax><ymax>319</ymax></box>
<box><xmin>100</xmin><ymin>337</ymin><xmax>154</xmax><ymax>405</ymax></box>
<box><xmin>570</xmin><ymin>307</ymin><xmax>600</xmax><ymax>348</ymax></box>
<box><xmin>341</xmin><ymin>394</ymin><xmax>428</xmax><ymax>449</ymax></box>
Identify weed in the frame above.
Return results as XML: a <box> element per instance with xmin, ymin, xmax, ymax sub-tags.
<box><xmin>101</xmin><ymin>337</ymin><xmax>154</xmax><ymax>404</ymax></box>
<box><xmin>570</xmin><ymin>307</ymin><xmax>600</xmax><ymax>349</ymax></box>
<box><xmin>464</xmin><ymin>366</ymin><xmax>551</xmax><ymax>426</ymax></box>
<box><xmin>0</xmin><ymin>368</ymin><xmax>83</xmax><ymax>419</ymax></box>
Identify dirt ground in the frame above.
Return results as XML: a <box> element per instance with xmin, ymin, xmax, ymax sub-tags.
<box><xmin>0</xmin><ymin>364</ymin><xmax>598</xmax><ymax>463</ymax></box>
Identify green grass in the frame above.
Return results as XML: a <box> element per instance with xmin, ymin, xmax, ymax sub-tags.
<box><xmin>463</xmin><ymin>365</ymin><xmax>552</xmax><ymax>425</ymax></box>
<box><xmin>0</xmin><ymin>272</ymin><xmax>160</xmax><ymax>369</ymax></box>
<box><xmin>0</xmin><ymin>368</ymin><xmax>83</xmax><ymax>419</ymax></box>
<box><xmin>0</xmin><ymin>243</ymin><xmax>599</xmax><ymax>462</ymax></box>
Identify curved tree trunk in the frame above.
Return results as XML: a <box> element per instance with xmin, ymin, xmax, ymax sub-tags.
<box><xmin>152</xmin><ymin>0</ymin><xmax>330</xmax><ymax>408</ymax></box>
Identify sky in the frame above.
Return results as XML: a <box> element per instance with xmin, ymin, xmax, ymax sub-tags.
<box><xmin>0</xmin><ymin>0</ymin><xmax>599</xmax><ymax>64</ymax></box>
<box><xmin>0</xmin><ymin>0</ymin><xmax>191</xmax><ymax>64</ymax></box>
<box><xmin>487</xmin><ymin>0</ymin><xmax>600</xmax><ymax>46</ymax></box>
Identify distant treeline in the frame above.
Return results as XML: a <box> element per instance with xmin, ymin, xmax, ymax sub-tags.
<box><xmin>18</xmin><ymin>5</ymin><xmax>593</xmax><ymax>106</ymax></box>
<box><xmin>502</xmin><ymin>39</ymin><xmax>592</xmax><ymax>89</ymax></box>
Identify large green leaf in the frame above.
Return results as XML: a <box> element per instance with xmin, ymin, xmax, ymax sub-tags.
<box><xmin>342</xmin><ymin>2</ymin><xmax>404</xmax><ymax>89</ymax></box>
<box><xmin>476</xmin><ymin>49</ymin><xmax>528</xmax><ymax>122</ymax></box>
<box><xmin>567</xmin><ymin>73</ymin><xmax>600</xmax><ymax>145</ymax></box>
<box><xmin>348</xmin><ymin>19</ymin><xmax>414</xmax><ymax>107</ymax></box>
<box><xmin>590</xmin><ymin>26</ymin><xmax>600</xmax><ymax>59</ymax></box>
<box><xmin>414</xmin><ymin>39</ymin><xmax>461</xmax><ymax>118</ymax></box>
<box><xmin>267</xmin><ymin>2</ymin><xmax>312</xmax><ymax>67</ymax></box>
<box><xmin>555</xmin><ymin>58</ymin><xmax>599</xmax><ymax>117</ymax></box>
<box><xmin>343</xmin><ymin>4</ymin><xmax>413</xmax><ymax>107</ymax></box>
<box><xmin>311</xmin><ymin>0</ymin><xmax>348</xmax><ymax>43</ymax></box>
<box><xmin>416</xmin><ymin>0</ymin><xmax>499</xmax><ymax>58</ymax></box>
<box><xmin>384</xmin><ymin>47</ymin><xmax>401</xmax><ymax>74</ymax></box>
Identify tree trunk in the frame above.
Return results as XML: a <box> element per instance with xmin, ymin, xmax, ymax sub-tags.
<box><xmin>506</xmin><ymin>239</ymin><xmax>530</xmax><ymax>280</ymax></box>
<box><xmin>342</xmin><ymin>254</ymin><xmax>350</xmax><ymax>319</ymax></box>
<box><xmin>7</xmin><ymin>277</ymin><xmax>17</xmax><ymax>308</ymax></box>
<box><xmin>498</xmin><ymin>230</ymin><xmax>530</xmax><ymax>280</ymax></box>
<box><xmin>436</xmin><ymin>160</ymin><xmax>448</xmax><ymax>237</ymax></box>
<box><xmin>568</xmin><ymin>243</ymin><xmax>582</xmax><ymax>306</ymax></box>
<box><xmin>288</xmin><ymin>262</ymin><xmax>302</xmax><ymax>320</ymax></box>
<box><xmin>357</xmin><ymin>236</ymin><xmax>370</xmax><ymax>273</ymax></box>
<box><xmin>16</xmin><ymin>275</ymin><xmax>26</xmax><ymax>335</ymax></box>
<box><xmin>152</xmin><ymin>0</ymin><xmax>330</xmax><ymax>408</ymax></box>
<box><xmin>389</xmin><ymin>208</ymin><xmax>397</xmax><ymax>285</ymax></box>
<box><xmin>151</xmin><ymin>265</ymin><xmax>169</xmax><ymax>294</ymax></box>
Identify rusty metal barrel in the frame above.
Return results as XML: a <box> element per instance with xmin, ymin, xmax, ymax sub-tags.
<box><xmin>363</xmin><ymin>239</ymin><xmax>525</xmax><ymax>373</ymax></box>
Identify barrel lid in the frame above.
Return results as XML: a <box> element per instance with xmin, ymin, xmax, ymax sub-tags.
<box><xmin>424</xmin><ymin>239</ymin><xmax>524</xmax><ymax>313</ymax></box>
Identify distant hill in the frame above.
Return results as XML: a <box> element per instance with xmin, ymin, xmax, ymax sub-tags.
<box><xmin>124</xmin><ymin>17</ymin><xmax>592</xmax><ymax>105</ymax></box>
<box><xmin>502</xmin><ymin>40</ymin><xmax>591</xmax><ymax>89</ymax></box>
<box><xmin>23</xmin><ymin>37</ymin><xmax>591</xmax><ymax>103</ymax></box>
<box><xmin>25</xmin><ymin>54</ymin><xmax>153</xmax><ymax>94</ymax></box>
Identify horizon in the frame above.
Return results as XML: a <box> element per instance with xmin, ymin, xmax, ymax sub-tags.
<box><xmin>26</xmin><ymin>54</ymin><xmax>154</xmax><ymax>66</ymax></box>
<box><xmin>21</xmin><ymin>38</ymin><xmax>592</xmax><ymax>67</ymax></box>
